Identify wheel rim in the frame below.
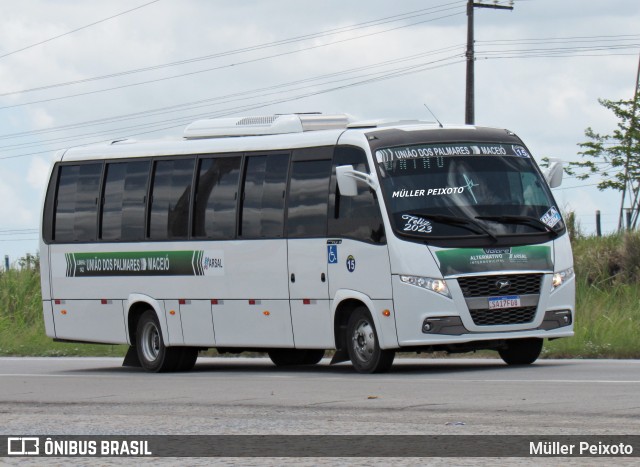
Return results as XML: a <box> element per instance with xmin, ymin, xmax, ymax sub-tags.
<box><xmin>140</xmin><ymin>321</ymin><xmax>161</xmax><ymax>363</ymax></box>
<box><xmin>351</xmin><ymin>318</ymin><xmax>376</xmax><ymax>364</ymax></box>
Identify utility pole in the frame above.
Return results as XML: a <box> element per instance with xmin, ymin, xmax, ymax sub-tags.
<box><xmin>465</xmin><ymin>0</ymin><xmax>514</xmax><ymax>125</ymax></box>
<box><xmin>618</xmin><ymin>52</ymin><xmax>640</xmax><ymax>231</ymax></box>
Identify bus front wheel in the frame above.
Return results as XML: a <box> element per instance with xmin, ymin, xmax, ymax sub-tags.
<box><xmin>498</xmin><ymin>338</ymin><xmax>543</xmax><ymax>365</ymax></box>
<box><xmin>136</xmin><ymin>310</ymin><xmax>182</xmax><ymax>372</ymax></box>
<box><xmin>346</xmin><ymin>306</ymin><xmax>395</xmax><ymax>373</ymax></box>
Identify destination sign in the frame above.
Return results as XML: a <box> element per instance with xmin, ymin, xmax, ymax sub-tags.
<box><xmin>376</xmin><ymin>143</ymin><xmax>530</xmax><ymax>163</ymax></box>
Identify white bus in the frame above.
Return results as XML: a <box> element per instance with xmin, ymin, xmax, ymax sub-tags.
<box><xmin>39</xmin><ymin>113</ymin><xmax>575</xmax><ymax>373</ymax></box>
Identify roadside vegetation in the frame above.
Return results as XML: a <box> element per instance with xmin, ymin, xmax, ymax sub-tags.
<box><xmin>1</xmin><ymin>232</ymin><xmax>639</xmax><ymax>358</ymax></box>
<box><xmin>0</xmin><ymin>261</ymin><xmax>125</xmax><ymax>357</ymax></box>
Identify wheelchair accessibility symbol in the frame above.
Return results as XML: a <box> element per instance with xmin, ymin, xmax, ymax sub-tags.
<box><xmin>327</xmin><ymin>245</ymin><xmax>338</xmax><ymax>264</ymax></box>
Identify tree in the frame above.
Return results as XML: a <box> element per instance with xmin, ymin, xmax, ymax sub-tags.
<box><xmin>566</xmin><ymin>87</ymin><xmax>640</xmax><ymax>230</ymax></box>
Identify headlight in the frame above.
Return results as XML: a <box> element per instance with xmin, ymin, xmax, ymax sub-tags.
<box><xmin>552</xmin><ymin>267</ymin><xmax>574</xmax><ymax>291</ymax></box>
<box><xmin>400</xmin><ymin>275</ymin><xmax>451</xmax><ymax>298</ymax></box>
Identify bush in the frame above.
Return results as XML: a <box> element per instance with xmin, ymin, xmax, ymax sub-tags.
<box><xmin>572</xmin><ymin>231</ymin><xmax>640</xmax><ymax>286</ymax></box>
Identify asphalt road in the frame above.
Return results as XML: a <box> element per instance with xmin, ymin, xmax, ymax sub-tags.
<box><xmin>1</xmin><ymin>356</ymin><xmax>639</xmax><ymax>438</ymax></box>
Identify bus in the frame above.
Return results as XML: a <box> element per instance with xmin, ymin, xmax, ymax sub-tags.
<box><xmin>39</xmin><ymin>113</ymin><xmax>575</xmax><ymax>373</ymax></box>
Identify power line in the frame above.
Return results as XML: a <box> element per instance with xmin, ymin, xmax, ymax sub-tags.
<box><xmin>0</xmin><ymin>10</ymin><xmax>464</xmax><ymax>110</ymax></box>
<box><xmin>0</xmin><ymin>53</ymin><xmax>463</xmax><ymax>152</ymax></box>
<box><xmin>0</xmin><ymin>0</ymin><xmax>161</xmax><ymax>60</ymax></box>
<box><xmin>0</xmin><ymin>238</ymin><xmax>38</xmax><ymax>242</ymax></box>
<box><xmin>0</xmin><ymin>231</ymin><xmax>38</xmax><ymax>236</ymax></box>
<box><xmin>0</xmin><ymin>1</ymin><xmax>464</xmax><ymax>98</ymax></box>
<box><xmin>477</xmin><ymin>44</ymin><xmax>639</xmax><ymax>57</ymax></box>
<box><xmin>552</xmin><ymin>182</ymin><xmax>616</xmax><ymax>191</ymax></box>
<box><xmin>2</xmin><ymin>38</ymin><xmax>633</xmax><ymax>155</ymax></box>
<box><xmin>0</xmin><ymin>45</ymin><xmax>464</xmax><ymax>145</ymax></box>
<box><xmin>0</xmin><ymin>58</ymin><xmax>464</xmax><ymax>161</ymax></box>
<box><xmin>477</xmin><ymin>33</ymin><xmax>640</xmax><ymax>44</ymax></box>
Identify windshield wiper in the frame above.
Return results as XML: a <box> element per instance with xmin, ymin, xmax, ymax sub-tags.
<box><xmin>475</xmin><ymin>215</ymin><xmax>559</xmax><ymax>237</ymax></box>
<box><xmin>405</xmin><ymin>213</ymin><xmax>498</xmax><ymax>241</ymax></box>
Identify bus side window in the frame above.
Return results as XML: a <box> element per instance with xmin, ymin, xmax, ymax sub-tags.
<box><xmin>240</xmin><ymin>153</ymin><xmax>289</xmax><ymax>239</ymax></box>
<box><xmin>149</xmin><ymin>158</ymin><xmax>195</xmax><ymax>240</ymax></box>
<box><xmin>101</xmin><ymin>160</ymin><xmax>150</xmax><ymax>242</ymax></box>
<box><xmin>54</xmin><ymin>163</ymin><xmax>102</xmax><ymax>243</ymax></box>
<box><xmin>193</xmin><ymin>156</ymin><xmax>242</xmax><ymax>239</ymax></box>
<box><xmin>287</xmin><ymin>158</ymin><xmax>332</xmax><ymax>238</ymax></box>
<box><xmin>328</xmin><ymin>146</ymin><xmax>386</xmax><ymax>244</ymax></box>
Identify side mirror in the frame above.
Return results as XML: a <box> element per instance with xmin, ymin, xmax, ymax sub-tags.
<box><xmin>336</xmin><ymin>165</ymin><xmax>378</xmax><ymax>197</ymax></box>
<box><xmin>336</xmin><ymin>165</ymin><xmax>358</xmax><ymax>197</ymax></box>
<box><xmin>544</xmin><ymin>158</ymin><xmax>563</xmax><ymax>188</ymax></box>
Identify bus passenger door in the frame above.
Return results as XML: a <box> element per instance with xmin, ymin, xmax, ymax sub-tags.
<box><xmin>287</xmin><ymin>240</ymin><xmax>332</xmax><ymax>348</ymax></box>
<box><xmin>286</xmin><ymin>152</ymin><xmax>333</xmax><ymax>348</ymax></box>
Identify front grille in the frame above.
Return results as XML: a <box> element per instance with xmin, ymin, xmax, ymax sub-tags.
<box><xmin>470</xmin><ymin>306</ymin><xmax>537</xmax><ymax>326</ymax></box>
<box><xmin>457</xmin><ymin>274</ymin><xmax>543</xmax><ymax>298</ymax></box>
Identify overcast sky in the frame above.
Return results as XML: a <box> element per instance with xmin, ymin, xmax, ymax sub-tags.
<box><xmin>1</xmin><ymin>0</ymin><xmax>639</xmax><ymax>263</ymax></box>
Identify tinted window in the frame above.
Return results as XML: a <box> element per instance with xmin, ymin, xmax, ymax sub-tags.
<box><xmin>287</xmin><ymin>159</ymin><xmax>331</xmax><ymax>238</ymax></box>
<box><xmin>329</xmin><ymin>146</ymin><xmax>385</xmax><ymax>243</ymax></box>
<box><xmin>240</xmin><ymin>153</ymin><xmax>289</xmax><ymax>238</ymax></box>
<box><xmin>193</xmin><ymin>156</ymin><xmax>241</xmax><ymax>239</ymax></box>
<box><xmin>55</xmin><ymin>163</ymin><xmax>102</xmax><ymax>242</ymax></box>
<box><xmin>101</xmin><ymin>160</ymin><xmax>150</xmax><ymax>241</ymax></box>
<box><xmin>149</xmin><ymin>158</ymin><xmax>195</xmax><ymax>240</ymax></box>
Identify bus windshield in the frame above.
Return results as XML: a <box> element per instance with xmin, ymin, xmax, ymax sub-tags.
<box><xmin>375</xmin><ymin>142</ymin><xmax>565</xmax><ymax>245</ymax></box>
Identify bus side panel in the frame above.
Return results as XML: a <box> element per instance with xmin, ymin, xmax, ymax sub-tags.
<box><xmin>52</xmin><ymin>299</ymin><xmax>127</xmax><ymax>344</ymax></box>
<box><xmin>163</xmin><ymin>300</ymin><xmax>184</xmax><ymax>345</ymax></box>
<box><xmin>42</xmin><ymin>300</ymin><xmax>56</xmax><ymax>338</ymax></box>
<box><xmin>290</xmin><ymin>300</ymin><xmax>333</xmax><ymax>348</ymax></box>
<box><xmin>180</xmin><ymin>300</ymin><xmax>216</xmax><ymax>347</ymax></box>
<box><xmin>39</xmin><ymin>243</ymin><xmax>52</xmax><ymax>301</ymax></box>
<box><xmin>327</xmin><ymin>240</ymin><xmax>392</xmax><ymax>300</ymax></box>
<box><xmin>211</xmin><ymin>299</ymin><xmax>293</xmax><ymax>348</ymax></box>
<box><xmin>47</xmin><ymin>240</ymin><xmax>290</xmax><ymax>300</ymax></box>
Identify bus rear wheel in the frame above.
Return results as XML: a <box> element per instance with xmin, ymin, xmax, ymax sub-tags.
<box><xmin>136</xmin><ymin>310</ymin><xmax>181</xmax><ymax>372</ymax></box>
<box><xmin>346</xmin><ymin>306</ymin><xmax>395</xmax><ymax>373</ymax></box>
<box><xmin>499</xmin><ymin>338</ymin><xmax>543</xmax><ymax>365</ymax></box>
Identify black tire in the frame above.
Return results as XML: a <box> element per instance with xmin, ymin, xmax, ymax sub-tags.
<box><xmin>176</xmin><ymin>347</ymin><xmax>199</xmax><ymax>372</ymax></box>
<box><xmin>346</xmin><ymin>306</ymin><xmax>395</xmax><ymax>373</ymax></box>
<box><xmin>300</xmin><ymin>349</ymin><xmax>325</xmax><ymax>365</ymax></box>
<box><xmin>499</xmin><ymin>338</ymin><xmax>543</xmax><ymax>365</ymax></box>
<box><xmin>268</xmin><ymin>349</ymin><xmax>306</xmax><ymax>366</ymax></box>
<box><xmin>136</xmin><ymin>310</ymin><xmax>181</xmax><ymax>372</ymax></box>
<box><xmin>268</xmin><ymin>349</ymin><xmax>325</xmax><ymax>367</ymax></box>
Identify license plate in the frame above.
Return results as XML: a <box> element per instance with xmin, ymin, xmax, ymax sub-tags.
<box><xmin>488</xmin><ymin>295</ymin><xmax>521</xmax><ymax>310</ymax></box>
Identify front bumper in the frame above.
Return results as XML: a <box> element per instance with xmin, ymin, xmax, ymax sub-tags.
<box><xmin>392</xmin><ymin>273</ymin><xmax>575</xmax><ymax>348</ymax></box>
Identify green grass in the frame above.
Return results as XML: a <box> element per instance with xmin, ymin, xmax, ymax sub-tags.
<box><xmin>0</xmin><ymin>326</ymin><xmax>126</xmax><ymax>357</ymax></box>
<box><xmin>0</xmin><ymin>267</ymin><xmax>125</xmax><ymax>357</ymax></box>
<box><xmin>542</xmin><ymin>231</ymin><xmax>640</xmax><ymax>358</ymax></box>
<box><xmin>1</xmin><ymin>233</ymin><xmax>639</xmax><ymax>358</ymax></box>
<box><xmin>543</xmin><ymin>278</ymin><xmax>640</xmax><ymax>358</ymax></box>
